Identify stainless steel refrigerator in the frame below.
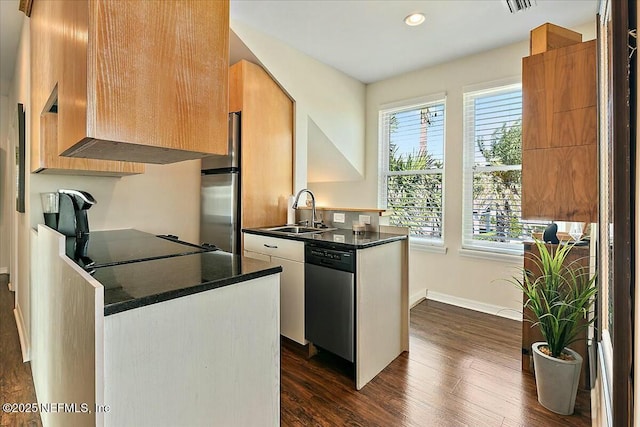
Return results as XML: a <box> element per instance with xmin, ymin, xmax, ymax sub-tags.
<box><xmin>200</xmin><ymin>112</ymin><xmax>241</xmax><ymax>254</ymax></box>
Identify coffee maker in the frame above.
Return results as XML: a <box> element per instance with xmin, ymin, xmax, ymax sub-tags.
<box><xmin>41</xmin><ymin>189</ymin><xmax>97</xmax><ymax>238</ymax></box>
<box><xmin>58</xmin><ymin>189</ymin><xmax>96</xmax><ymax>238</ymax></box>
<box><xmin>41</xmin><ymin>189</ymin><xmax>97</xmax><ymax>271</ymax></box>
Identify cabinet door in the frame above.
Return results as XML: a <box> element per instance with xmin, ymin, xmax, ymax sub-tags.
<box><xmin>30</xmin><ymin>0</ymin><xmax>143</xmax><ymax>175</ymax></box>
<box><xmin>521</xmin><ymin>40</ymin><xmax>597</xmax><ymax>222</ymax></box>
<box><xmin>243</xmin><ymin>234</ymin><xmax>304</xmax><ymax>262</ymax></box>
<box><xmin>272</xmin><ymin>257</ymin><xmax>305</xmax><ymax>345</ymax></box>
<box><xmin>245</xmin><ymin>250</ymin><xmax>305</xmax><ymax>344</ymax></box>
<box><xmin>233</xmin><ymin>61</ymin><xmax>293</xmax><ymax>230</ymax></box>
<box><xmin>55</xmin><ymin>0</ymin><xmax>230</xmax><ymax>165</ymax></box>
<box><xmin>243</xmin><ymin>234</ymin><xmax>305</xmax><ymax>343</ymax></box>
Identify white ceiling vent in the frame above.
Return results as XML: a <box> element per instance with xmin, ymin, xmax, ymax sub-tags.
<box><xmin>504</xmin><ymin>0</ymin><xmax>537</xmax><ymax>13</ymax></box>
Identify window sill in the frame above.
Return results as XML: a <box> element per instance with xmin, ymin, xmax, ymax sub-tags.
<box><xmin>410</xmin><ymin>239</ymin><xmax>447</xmax><ymax>254</ymax></box>
<box><xmin>458</xmin><ymin>247</ymin><xmax>522</xmax><ymax>263</ymax></box>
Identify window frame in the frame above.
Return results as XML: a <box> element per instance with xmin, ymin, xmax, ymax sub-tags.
<box><xmin>462</xmin><ymin>80</ymin><xmax>531</xmax><ymax>256</ymax></box>
<box><xmin>378</xmin><ymin>93</ymin><xmax>447</xmax><ymax>247</ymax></box>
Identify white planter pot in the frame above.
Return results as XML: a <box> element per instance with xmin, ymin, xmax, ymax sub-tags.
<box><xmin>531</xmin><ymin>342</ymin><xmax>582</xmax><ymax>415</ymax></box>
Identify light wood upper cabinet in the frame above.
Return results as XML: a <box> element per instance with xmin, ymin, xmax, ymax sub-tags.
<box><xmin>521</xmin><ymin>40</ymin><xmax>597</xmax><ymax>223</ymax></box>
<box><xmin>34</xmin><ymin>0</ymin><xmax>230</xmax><ymax>170</ymax></box>
<box><xmin>30</xmin><ymin>0</ymin><xmax>143</xmax><ymax>175</ymax></box>
<box><xmin>231</xmin><ymin>60</ymin><xmax>293</xmax><ymax>231</ymax></box>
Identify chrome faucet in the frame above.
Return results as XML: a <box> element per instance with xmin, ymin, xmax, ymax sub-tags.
<box><xmin>292</xmin><ymin>189</ymin><xmax>321</xmax><ymax>228</ymax></box>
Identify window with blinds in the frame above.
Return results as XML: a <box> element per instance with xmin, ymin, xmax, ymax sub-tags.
<box><xmin>462</xmin><ymin>83</ymin><xmax>546</xmax><ymax>254</ymax></box>
<box><xmin>379</xmin><ymin>95</ymin><xmax>445</xmax><ymax>243</ymax></box>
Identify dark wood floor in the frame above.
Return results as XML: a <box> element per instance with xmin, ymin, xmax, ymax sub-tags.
<box><xmin>281</xmin><ymin>299</ymin><xmax>591</xmax><ymax>427</ymax></box>
<box><xmin>0</xmin><ymin>275</ymin><xmax>41</xmax><ymax>427</ymax></box>
<box><xmin>0</xmin><ymin>276</ymin><xmax>590</xmax><ymax>427</ymax></box>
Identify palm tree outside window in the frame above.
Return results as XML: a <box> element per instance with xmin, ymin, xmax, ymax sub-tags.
<box><xmin>378</xmin><ymin>94</ymin><xmax>446</xmax><ymax>245</ymax></box>
<box><xmin>462</xmin><ymin>82</ymin><xmax>547</xmax><ymax>255</ymax></box>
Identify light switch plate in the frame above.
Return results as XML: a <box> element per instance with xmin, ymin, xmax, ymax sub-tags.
<box><xmin>359</xmin><ymin>215</ymin><xmax>371</xmax><ymax>224</ymax></box>
<box><xmin>333</xmin><ymin>213</ymin><xmax>345</xmax><ymax>223</ymax></box>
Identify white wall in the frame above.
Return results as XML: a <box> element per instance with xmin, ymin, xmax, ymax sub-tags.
<box><xmin>312</xmin><ymin>21</ymin><xmax>597</xmax><ymax>314</ymax></box>
<box><xmin>230</xmin><ymin>19</ymin><xmax>366</xmax><ymax>190</ymax></box>
<box><xmin>5</xmin><ymin>17</ymin><xmax>202</xmax><ymax>357</ymax></box>
<box><xmin>29</xmin><ymin>162</ymin><xmax>200</xmax><ymax>241</ymax></box>
<box><xmin>0</xmin><ymin>94</ymin><xmax>10</xmax><ymax>273</ymax></box>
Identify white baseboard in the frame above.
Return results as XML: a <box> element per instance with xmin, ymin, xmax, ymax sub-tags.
<box><xmin>410</xmin><ymin>289</ymin><xmax>427</xmax><ymax>308</ymax></box>
<box><xmin>14</xmin><ymin>306</ymin><xmax>30</xmax><ymax>362</ymax></box>
<box><xmin>597</xmin><ymin>341</ymin><xmax>613</xmax><ymax>427</ymax></box>
<box><xmin>426</xmin><ymin>290</ymin><xmax>522</xmax><ymax>321</ymax></box>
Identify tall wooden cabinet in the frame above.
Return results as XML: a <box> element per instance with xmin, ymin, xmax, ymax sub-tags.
<box><xmin>521</xmin><ymin>39</ymin><xmax>598</xmax><ymax>222</ymax></box>
<box><xmin>231</xmin><ymin>60</ymin><xmax>293</xmax><ymax>236</ymax></box>
<box><xmin>31</xmin><ymin>0</ymin><xmax>230</xmax><ymax>173</ymax></box>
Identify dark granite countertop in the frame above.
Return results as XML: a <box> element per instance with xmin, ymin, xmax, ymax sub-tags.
<box><xmin>243</xmin><ymin>227</ymin><xmax>407</xmax><ymax>250</ymax></box>
<box><xmin>64</xmin><ymin>229</ymin><xmax>281</xmax><ymax>316</ymax></box>
<box><xmin>96</xmin><ymin>251</ymin><xmax>282</xmax><ymax>316</ymax></box>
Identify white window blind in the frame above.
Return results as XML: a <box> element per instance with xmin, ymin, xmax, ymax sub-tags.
<box><xmin>379</xmin><ymin>96</ymin><xmax>445</xmax><ymax>243</ymax></box>
<box><xmin>462</xmin><ymin>83</ymin><xmax>547</xmax><ymax>254</ymax></box>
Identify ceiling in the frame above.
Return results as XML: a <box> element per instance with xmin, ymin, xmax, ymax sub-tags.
<box><xmin>0</xmin><ymin>0</ymin><xmax>598</xmax><ymax>96</ymax></box>
<box><xmin>230</xmin><ymin>0</ymin><xmax>598</xmax><ymax>83</ymax></box>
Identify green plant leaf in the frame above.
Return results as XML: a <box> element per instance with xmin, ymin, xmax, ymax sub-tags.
<box><xmin>507</xmin><ymin>239</ymin><xmax>597</xmax><ymax>358</ymax></box>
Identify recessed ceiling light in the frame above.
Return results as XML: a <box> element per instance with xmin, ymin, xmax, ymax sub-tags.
<box><xmin>404</xmin><ymin>13</ymin><xmax>425</xmax><ymax>27</ymax></box>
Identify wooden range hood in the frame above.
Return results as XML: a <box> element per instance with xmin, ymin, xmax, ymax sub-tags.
<box><xmin>31</xmin><ymin>0</ymin><xmax>230</xmax><ymax>167</ymax></box>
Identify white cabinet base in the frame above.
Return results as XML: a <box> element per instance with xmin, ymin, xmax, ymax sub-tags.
<box><xmin>104</xmin><ymin>274</ymin><xmax>280</xmax><ymax>427</ymax></box>
<box><xmin>244</xmin><ymin>235</ymin><xmax>306</xmax><ymax>345</ymax></box>
<box><xmin>33</xmin><ymin>226</ymin><xmax>281</xmax><ymax>427</ymax></box>
<box><xmin>356</xmin><ymin>240</ymin><xmax>408</xmax><ymax>390</ymax></box>
<box><xmin>276</xmin><ymin>257</ymin><xmax>305</xmax><ymax>344</ymax></box>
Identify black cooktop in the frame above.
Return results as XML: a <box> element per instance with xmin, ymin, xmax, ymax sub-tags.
<box><xmin>65</xmin><ymin>229</ymin><xmax>216</xmax><ymax>270</ymax></box>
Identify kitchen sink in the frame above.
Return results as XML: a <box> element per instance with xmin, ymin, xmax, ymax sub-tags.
<box><xmin>265</xmin><ymin>225</ymin><xmax>326</xmax><ymax>234</ymax></box>
<box><xmin>264</xmin><ymin>225</ymin><xmax>335</xmax><ymax>234</ymax></box>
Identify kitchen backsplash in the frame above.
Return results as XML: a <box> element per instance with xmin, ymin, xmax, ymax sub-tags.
<box><xmin>296</xmin><ymin>208</ymin><xmax>385</xmax><ymax>232</ymax></box>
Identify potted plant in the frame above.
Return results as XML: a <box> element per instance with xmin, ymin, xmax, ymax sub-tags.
<box><xmin>510</xmin><ymin>239</ymin><xmax>597</xmax><ymax>415</ymax></box>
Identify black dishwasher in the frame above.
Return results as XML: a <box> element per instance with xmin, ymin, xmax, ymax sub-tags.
<box><xmin>304</xmin><ymin>243</ymin><xmax>355</xmax><ymax>362</ymax></box>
